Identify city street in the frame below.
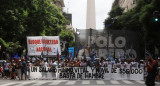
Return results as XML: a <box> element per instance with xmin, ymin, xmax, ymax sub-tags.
<box><xmin>0</xmin><ymin>79</ymin><xmax>160</xmax><ymax>86</ymax></box>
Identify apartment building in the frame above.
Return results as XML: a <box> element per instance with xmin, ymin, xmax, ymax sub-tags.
<box><xmin>112</xmin><ymin>0</ymin><xmax>137</xmax><ymax>12</ymax></box>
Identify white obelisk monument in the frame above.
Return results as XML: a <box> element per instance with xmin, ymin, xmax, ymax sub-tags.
<box><xmin>86</xmin><ymin>0</ymin><xmax>96</xmax><ymax>29</ymax></box>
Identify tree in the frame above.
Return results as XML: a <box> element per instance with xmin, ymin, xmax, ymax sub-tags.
<box><xmin>104</xmin><ymin>0</ymin><xmax>160</xmax><ymax>57</ymax></box>
<box><xmin>0</xmin><ymin>0</ymin><xmax>70</xmax><ymax>57</ymax></box>
<box><xmin>104</xmin><ymin>6</ymin><xmax>123</xmax><ymax>30</ymax></box>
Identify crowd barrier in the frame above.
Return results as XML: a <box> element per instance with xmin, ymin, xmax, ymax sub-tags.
<box><xmin>29</xmin><ymin>66</ymin><xmax>144</xmax><ymax>80</ymax></box>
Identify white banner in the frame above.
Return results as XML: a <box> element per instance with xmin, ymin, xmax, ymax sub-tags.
<box><xmin>29</xmin><ymin>67</ymin><xmax>144</xmax><ymax>80</ymax></box>
<box><xmin>27</xmin><ymin>36</ymin><xmax>61</xmax><ymax>56</ymax></box>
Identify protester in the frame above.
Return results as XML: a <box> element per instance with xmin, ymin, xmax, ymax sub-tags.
<box><xmin>131</xmin><ymin>58</ymin><xmax>138</xmax><ymax>69</ymax></box>
<box><xmin>156</xmin><ymin>58</ymin><xmax>160</xmax><ymax>82</ymax></box>
<box><xmin>80</xmin><ymin>59</ymin><xmax>87</xmax><ymax>67</ymax></box>
<box><xmin>21</xmin><ymin>58</ymin><xmax>27</xmax><ymax>80</ymax></box>
<box><xmin>0</xmin><ymin>64</ymin><xmax>3</xmax><ymax>77</ymax></box>
<box><xmin>145</xmin><ymin>56</ymin><xmax>158</xmax><ymax>86</ymax></box>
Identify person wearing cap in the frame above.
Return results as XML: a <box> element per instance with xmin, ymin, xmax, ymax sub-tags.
<box><xmin>145</xmin><ymin>56</ymin><xmax>158</xmax><ymax>86</ymax></box>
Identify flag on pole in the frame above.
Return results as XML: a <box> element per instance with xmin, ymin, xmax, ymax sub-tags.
<box><xmin>56</xmin><ymin>48</ymin><xmax>60</xmax><ymax>62</ymax></box>
<box><xmin>76</xmin><ymin>46</ymin><xmax>79</xmax><ymax>57</ymax></box>
<box><xmin>13</xmin><ymin>53</ymin><xmax>20</xmax><ymax>63</ymax></box>
<box><xmin>13</xmin><ymin>53</ymin><xmax>20</xmax><ymax>59</ymax></box>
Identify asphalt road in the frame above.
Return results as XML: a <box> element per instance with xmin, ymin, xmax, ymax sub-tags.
<box><xmin>0</xmin><ymin>79</ymin><xmax>160</xmax><ymax>86</ymax></box>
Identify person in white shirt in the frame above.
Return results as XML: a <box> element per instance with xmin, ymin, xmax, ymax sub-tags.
<box><xmin>126</xmin><ymin>60</ymin><xmax>131</xmax><ymax>79</ymax></box>
<box><xmin>107</xmin><ymin>60</ymin><xmax>113</xmax><ymax>68</ymax></box>
<box><xmin>4</xmin><ymin>60</ymin><xmax>10</xmax><ymax>79</ymax></box>
<box><xmin>120</xmin><ymin>60</ymin><xmax>126</xmax><ymax>78</ymax></box>
<box><xmin>131</xmin><ymin>58</ymin><xmax>138</xmax><ymax>69</ymax></box>
<box><xmin>139</xmin><ymin>60</ymin><xmax>145</xmax><ymax>70</ymax></box>
<box><xmin>32</xmin><ymin>57</ymin><xmax>36</xmax><ymax>65</ymax></box>
<box><xmin>41</xmin><ymin>60</ymin><xmax>48</xmax><ymax>67</ymax></box>
<box><xmin>120</xmin><ymin>60</ymin><xmax>126</xmax><ymax>69</ymax></box>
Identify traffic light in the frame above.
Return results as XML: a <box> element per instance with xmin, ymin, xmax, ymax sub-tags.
<box><xmin>154</xmin><ymin>18</ymin><xmax>159</xmax><ymax>22</ymax></box>
<box><xmin>153</xmin><ymin>11</ymin><xmax>160</xmax><ymax>22</ymax></box>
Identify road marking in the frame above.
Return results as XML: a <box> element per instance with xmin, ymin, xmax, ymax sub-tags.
<box><xmin>136</xmin><ymin>80</ymin><xmax>144</xmax><ymax>84</ymax></box>
<box><xmin>1</xmin><ymin>83</ymin><xmax>17</xmax><ymax>86</ymax></box>
<box><xmin>155</xmin><ymin>82</ymin><xmax>160</xmax><ymax>84</ymax></box>
<box><xmin>48</xmin><ymin>81</ymin><xmax>62</xmax><ymax>85</ymax></box>
<box><xmin>32</xmin><ymin>82</ymin><xmax>47</xmax><ymax>86</ymax></box>
<box><xmin>82</xmin><ymin>80</ymin><xmax>90</xmax><ymax>84</ymax></box>
<box><xmin>122</xmin><ymin>80</ymin><xmax>134</xmax><ymax>84</ymax></box>
<box><xmin>65</xmin><ymin>81</ymin><xmax>76</xmax><ymax>85</ymax></box>
<box><xmin>110</xmin><ymin>80</ymin><xmax>120</xmax><ymax>84</ymax></box>
<box><xmin>96</xmin><ymin>80</ymin><xmax>105</xmax><ymax>84</ymax></box>
<box><xmin>14</xmin><ymin>82</ymin><xmax>35</xmax><ymax>86</ymax></box>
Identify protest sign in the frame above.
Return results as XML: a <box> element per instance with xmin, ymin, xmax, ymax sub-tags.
<box><xmin>29</xmin><ymin>67</ymin><xmax>144</xmax><ymax>80</ymax></box>
<box><xmin>27</xmin><ymin>36</ymin><xmax>61</xmax><ymax>56</ymax></box>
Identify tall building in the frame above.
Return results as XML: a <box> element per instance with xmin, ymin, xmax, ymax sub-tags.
<box><xmin>51</xmin><ymin>0</ymin><xmax>65</xmax><ymax>11</ymax></box>
<box><xmin>86</xmin><ymin>0</ymin><xmax>96</xmax><ymax>29</ymax></box>
<box><xmin>112</xmin><ymin>0</ymin><xmax>137</xmax><ymax>12</ymax></box>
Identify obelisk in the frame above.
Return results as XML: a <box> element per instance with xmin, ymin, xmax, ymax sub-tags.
<box><xmin>86</xmin><ymin>0</ymin><xmax>96</xmax><ymax>29</ymax></box>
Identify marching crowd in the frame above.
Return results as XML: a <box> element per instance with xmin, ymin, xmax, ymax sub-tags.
<box><xmin>0</xmin><ymin>56</ymin><xmax>160</xmax><ymax>82</ymax></box>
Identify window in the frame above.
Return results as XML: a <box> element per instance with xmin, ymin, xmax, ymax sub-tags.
<box><xmin>132</xmin><ymin>0</ymin><xmax>136</xmax><ymax>4</ymax></box>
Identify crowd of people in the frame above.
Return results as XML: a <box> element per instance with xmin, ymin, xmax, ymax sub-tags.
<box><xmin>0</xmin><ymin>56</ymin><xmax>160</xmax><ymax>82</ymax></box>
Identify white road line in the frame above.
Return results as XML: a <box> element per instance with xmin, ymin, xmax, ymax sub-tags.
<box><xmin>136</xmin><ymin>80</ymin><xmax>145</xmax><ymax>84</ymax></box>
<box><xmin>1</xmin><ymin>83</ymin><xmax>18</xmax><ymax>86</ymax></box>
<box><xmin>48</xmin><ymin>81</ymin><xmax>62</xmax><ymax>85</ymax></box>
<box><xmin>110</xmin><ymin>80</ymin><xmax>120</xmax><ymax>84</ymax></box>
<box><xmin>82</xmin><ymin>80</ymin><xmax>90</xmax><ymax>84</ymax></box>
<box><xmin>65</xmin><ymin>81</ymin><xmax>76</xmax><ymax>85</ymax></box>
<box><xmin>96</xmin><ymin>80</ymin><xmax>105</xmax><ymax>84</ymax></box>
<box><xmin>155</xmin><ymin>82</ymin><xmax>160</xmax><ymax>84</ymax></box>
<box><xmin>32</xmin><ymin>82</ymin><xmax>47</xmax><ymax>86</ymax></box>
<box><xmin>122</xmin><ymin>80</ymin><xmax>134</xmax><ymax>84</ymax></box>
<box><xmin>14</xmin><ymin>81</ymin><xmax>36</xmax><ymax>86</ymax></box>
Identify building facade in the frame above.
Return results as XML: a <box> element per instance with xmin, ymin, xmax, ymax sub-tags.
<box><xmin>112</xmin><ymin>0</ymin><xmax>137</xmax><ymax>12</ymax></box>
<box><xmin>51</xmin><ymin>0</ymin><xmax>65</xmax><ymax>11</ymax></box>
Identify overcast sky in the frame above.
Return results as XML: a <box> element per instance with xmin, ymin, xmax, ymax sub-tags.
<box><xmin>63</xmin><ymin>0</ymin><xmax>114</xmax><ymax>30</ymax></box>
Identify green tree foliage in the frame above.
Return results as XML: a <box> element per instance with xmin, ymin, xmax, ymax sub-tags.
<box><xmin>104</xmin><ymin>0</ymin><xmax>160</xmax><ymax>55</ymax></box>
<box><xmin>59</xmin><ymin>28</ymin><xmax>75</xmax><ymax>46</ymax></box>
<box><xmin>104</xmin><ymin>6</ymin><xmax>123</xmax><ymax>30</ymax></box>
<box><xmin>0</xmin><ymin>0</ymin><xmax>70</xmax><ymax>55</ymax></box>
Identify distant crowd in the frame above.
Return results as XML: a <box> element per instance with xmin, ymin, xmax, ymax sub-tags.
<box><xmin>0</xmin><ymin>56</ymin><xmax>160</xmax><ymax>81</ymax></box>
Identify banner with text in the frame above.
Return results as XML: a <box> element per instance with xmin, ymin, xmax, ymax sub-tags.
<box><xmin>29</xmin><ymin>67</ymin><xmax>144</xmax><ymax>80</ymax></box>
<box><xmin>27</xmin><ymin>36</ymin><xmax>61</xmax><ymax>56</ymax></box>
